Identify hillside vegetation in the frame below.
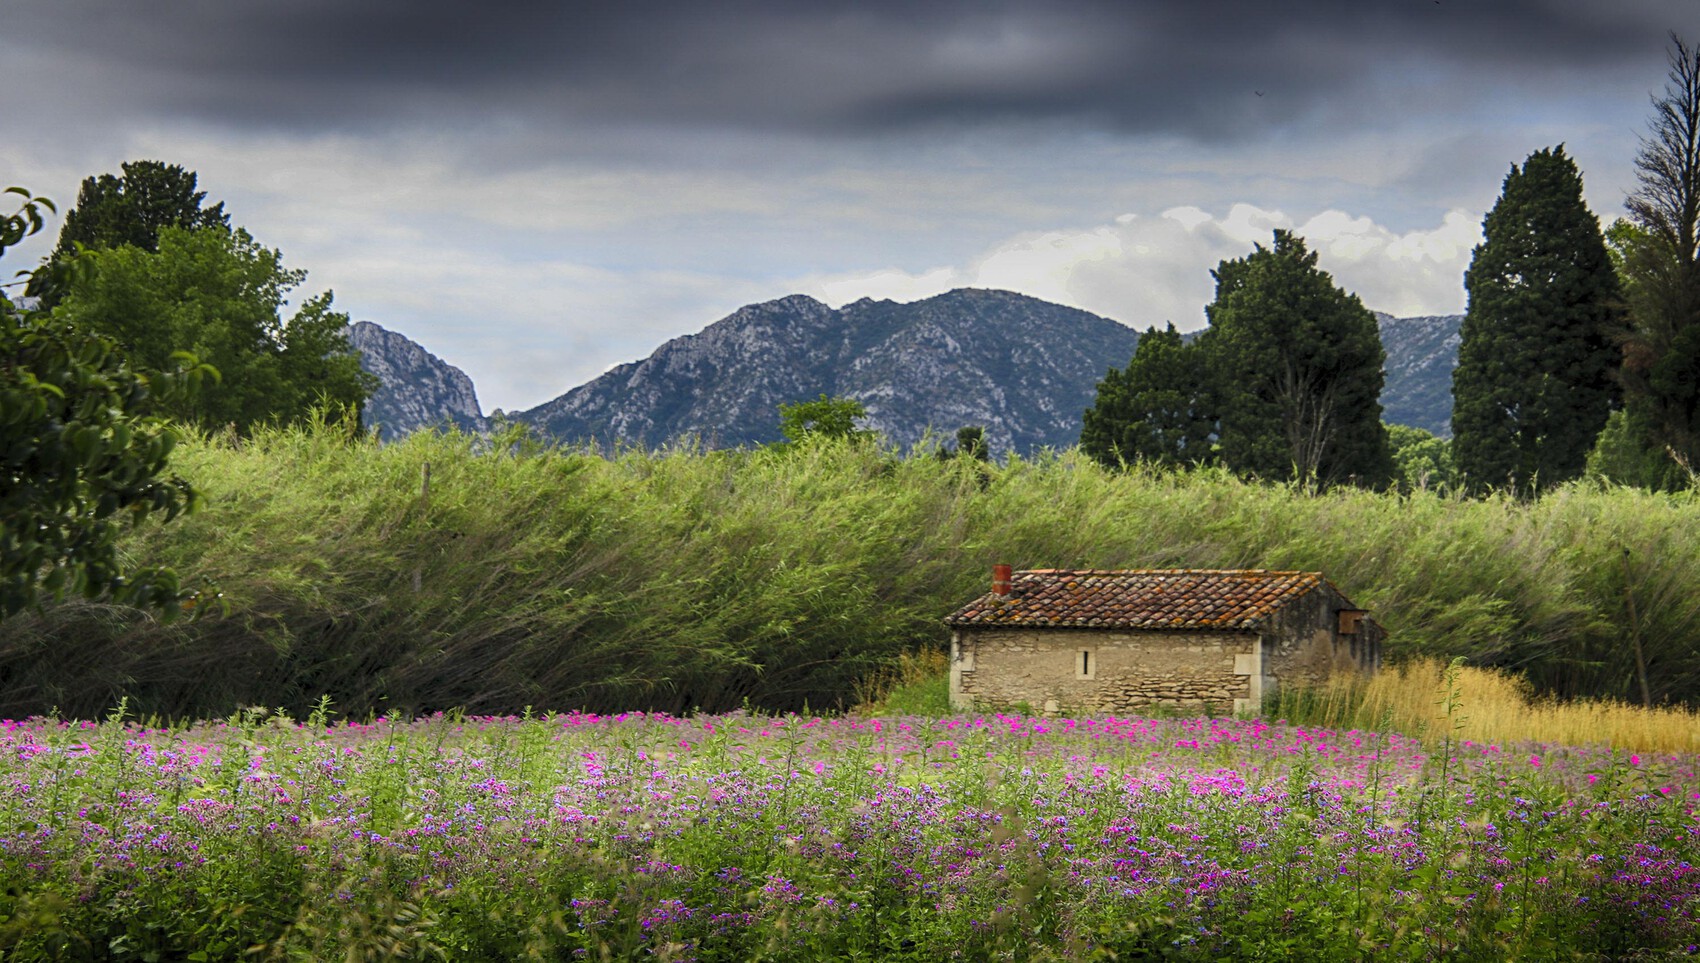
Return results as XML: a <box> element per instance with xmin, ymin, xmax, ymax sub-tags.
<box><xmin>3</xmin><ymin>423</ymin><xmax>1698</xmax><ymax>719</ymax></box>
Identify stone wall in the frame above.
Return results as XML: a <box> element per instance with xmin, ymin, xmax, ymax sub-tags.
<box><xmin>949</xmin><ymin>580</ymin><xmax>1384</xmax><ymax>716</ymax></box>
<box><xmin>950</xmin><ymin>628</ymin><xmax>1256</xmax><ymax>715</ymax></box>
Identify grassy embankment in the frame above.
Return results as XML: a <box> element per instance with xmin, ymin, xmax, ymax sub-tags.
<box><xmin>4</xmin><ymin>421</ymin><xmax>1699</xmax><ymax>720</ymax></box>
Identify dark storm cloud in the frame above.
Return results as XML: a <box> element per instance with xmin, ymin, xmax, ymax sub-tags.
<box><xmin>6</xmin><ymin>0</ymin><xmax>1690</xmax><ymax>143</ymax></box>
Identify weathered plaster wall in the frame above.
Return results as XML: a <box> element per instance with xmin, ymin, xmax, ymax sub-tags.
<box><xmin>951</xmin><ymin>628</ymin><xmax>1256</xmax><ymax>715</ymax></box>
<box><xmin>1259</xmin><ymin>583</ymin><xmax>1382</xmax><ymax>693</ymax></box>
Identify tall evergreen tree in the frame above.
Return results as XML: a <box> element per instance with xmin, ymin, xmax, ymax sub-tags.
<box><xmin>1451</xmin><ymin>146</ymin><xmax>1621</xmax><ymax>493</ymax></box>
<box><xmin>53</xmin><ymin>160</ymin><xmax>228</xmax><ymax>257</ymax></box>
<box><xmin>1196</xmin><ymin>230</ymin><xmax>1392</xmax><ymax>487</ymax></box>
<box><xmin>1080</xmin><ymin>323</ymin><xmax>1215</xmax><ymax>469</ymax></box>
<box><xmin>27</xmin><ymin>161</ymin><xmax>229</xmax><ymax>306</ymax></box>
<box><xmin>1617</xmin><ymin>35</ymin><xmax>1700</xmax><ymax>483</ymax></box>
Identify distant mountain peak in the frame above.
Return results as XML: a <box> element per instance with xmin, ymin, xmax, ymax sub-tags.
<box><xmin>517</xmin><ymin>287</ymin><xmax>1140</xmax><ymax>455</ymax></box>
<box><xmin>350</xmin><ymin>321</ymin><xmax>488</xmax><ymax>440</ymax></box>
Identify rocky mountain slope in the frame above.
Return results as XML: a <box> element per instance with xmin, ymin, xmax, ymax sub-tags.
<box><xmin>349</xmin><ymin>320</ymin><xmax>488</xmax><ymax>439</ymax></box>
<box><xmin>1376</xmin><ymin>312</ymin><xmax>1462</xmax><ymax>438</ymax></box>
<box><xmin>351</xmin><ymin>296</ymin><xmax>1465</xmax><ymax>452</ymax></box>
<box><xmin>517</xmin><ymin>288</ymin><xmax>1141</xmax><ymax>455</ymax></box>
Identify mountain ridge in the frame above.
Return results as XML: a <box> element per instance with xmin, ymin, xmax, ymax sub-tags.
<box><xmin>517</xmin><ymin>288</ymin><xmax>1141</xmax><ymax>455</ymax></box>
<box><xmin>353</xmin><ymin>290</ymin><xmax>1464</xmax><ymax>450</ymax></box>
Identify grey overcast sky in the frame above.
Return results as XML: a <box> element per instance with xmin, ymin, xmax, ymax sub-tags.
<box><xmin>3</xmin><ymin>0</ymin><xmax>1692</xmax><ymax>412</ymax></box>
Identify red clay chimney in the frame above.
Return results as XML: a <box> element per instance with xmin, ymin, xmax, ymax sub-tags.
<box><xmin>992</xmin><ymin>563</ymin><xmax>1013</xmax><ymax>598</ymax></box>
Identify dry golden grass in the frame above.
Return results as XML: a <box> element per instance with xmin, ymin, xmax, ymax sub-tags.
<box><xmin>1282</xmin><ymin>657</ymin><xmax>1700</xmax><ymax>753</ymax></box>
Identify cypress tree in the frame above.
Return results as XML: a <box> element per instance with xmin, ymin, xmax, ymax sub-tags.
<box><xmin>1080</xmin><ymin>323</ymin><xmax>1215</xmax><ymax>470</ymax></box>
<box><xmin>26</xmin><ymin>160</ymin><xmax>230</xmax><ymax>306</ymax></box>
<box><xmin>1196</xmin><ymin>230</ymin><xmax>1392</xmax><ymax>487</ymax></box>
<box><xmin>53</xmin><ymin>160</ymin><xmax>229</xmax><ymax>257</ymax></box>
<box><xmin>1452</xmin><ymin>146</ymin><xmax>1621</xmax><ymax>493</ymax></box>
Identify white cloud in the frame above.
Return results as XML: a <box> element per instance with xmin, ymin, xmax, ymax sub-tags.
<box><xmin>800</xmin><ymin>203</ymin><xmax>1479</xmax><ymax>331</ymax></box>
<box><xmin>1216</xmin><ymin>203</ymin><xmax>1289</xmax><ymax>247</ymax></box>
<box><xmin>967</xmin><ymin>226</ymin><xmax>1124</xmax><ymax>303</ymax></box>
<box><xmin>815</xmin><ymin>266</ymin><xmax>961</xmax><ymax>305</ymax></box>
<box><xmin>1160</xmin><ymin>206</ymin><xmax>1213</xmax><ymax>231</ymax></box>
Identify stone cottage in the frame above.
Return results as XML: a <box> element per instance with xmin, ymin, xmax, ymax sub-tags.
<box><xmin>944</xmin><ymin>566</ymin><xmax>1383</xmax><ymax>715</ymax></box>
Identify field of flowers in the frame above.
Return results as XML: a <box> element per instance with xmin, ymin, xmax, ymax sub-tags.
<box><xmin>0</xmin><ymin>703</ymin><xmax>1695</xmax><ymax>961</ymax></box>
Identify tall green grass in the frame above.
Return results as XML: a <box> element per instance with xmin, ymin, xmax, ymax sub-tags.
<box><xmin>3</xmin><ymin>422</ymin><xmax>1698</xmax><ymax>718</ymax></box>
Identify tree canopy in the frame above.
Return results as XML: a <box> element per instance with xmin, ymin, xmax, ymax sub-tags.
<box><xmin>27</xmin><ymin>161</ymin><xmax>229</xmax><ymax>307</ymax></box>
<box><xmin>54</xmin><ymin>160</ymin><xmax>228</xmax><ymax>258</ymax></box>
<box><xmin>1196</xmin><ymin>230</ymin><xmax>1392</xmax><ymax>487</ymax></box>
<box><xmin>1080</xmin><ymin>322</ymin><xmax>1215</xmax><ymax>470</ymax></box>
<box><xmin>1451</xmin><ymin>146</ymin><xmax>1620</xmax><ymax>494</ymax></box>
<box><xmin>54</xmin><ymin>225</ymin><xmax>374</xmax><ymax>434</ymax></box>
<box><xmin>1386</xmin><ymin>423</ymin><xmax>1458</xmax><ymax>491</ymax></box>
<box><xmin>777</xmin><ymin>394</ymin><xmax>874</xmax><ymax>446</ymax></box>
<box><xmin>1</xmin><ymin>186</ymin><xmax>208</xmax><ymax>618</ymax></box>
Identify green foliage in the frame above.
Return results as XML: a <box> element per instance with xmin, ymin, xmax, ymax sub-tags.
<box><xmin>1197</xmin><ymin>230</ymin><xmax>1392</xmax><ymax>488</ymax></box>
<box><xmin>53</xmin><ymin>160</ymin><xmax>228</xmax><ymax>258</ymax></box>
<box><xmin>53</xmin><ymin>225</ymin><xmax>375</xmax><ymax>434</ymax></box>
<box><xmin>5</xmin><ymin>425</ymin><xmax>1700</xmax><ymax>716</ymax></box>
<box><xmin>1</xmin><ymin>187</ymin><xmax>208</xmax><ymax>619</ymax></box>
<box><xmin>1080</xmin><ymin>322</ymin><xmax>1216</xmax><ymax>470</ymax></box>
<box><xmin>1599</xmin><ymin>220</ymin><xmax>1681</xmax><ymax>487</ymax></box>
<box><xmin>777</xmin><ymin>393</ymin><xmax>873</xmax><ymax>445</ymax></box>
<box><xmin>1451</xmin><ymin>146</ymin><xmax>1622</xmax><ymax>494</ymax></box>
<box><xmin>0</xmin><ymin>187</ymin><xmax>54</xmax><ymax>253</ymax></box>
<box><xmin>1618</xmin><ymin>36</ymin><xmax>1700</xmax><ymax>482</ymax></box>
<box><xmin>874</xmin><ymin>671</ymin><xmax>951</xmax><ymax>716</ymax></box>
<box><xmin>1586</xmin><ymin>407</ymin><xmax>1689</xmax><ymax>488</ymax></box>
<box><xmin>855</xmin><ymin>649</ymin><xmax>951</xmax><ymax>714</ymax></box>
<box><xmin>1386</xmin><ymin>423</ymin><xmax>1457</xmax><ymax>491</ymax></box>
<box><xmin>949</xmin><ymin>425</ymin><xmax>990</xmax><ymax>462</ymax></box>
<box><xmin>26</xmin><ymin>161</ymin><xmax>229</xmax><ymax>306</ymax></box>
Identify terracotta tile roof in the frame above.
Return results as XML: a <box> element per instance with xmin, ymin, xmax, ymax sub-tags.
<box><xmin>944</xmin><ymin>569</ymin><xmax>1327</xmax><ymax>630</ymax></box>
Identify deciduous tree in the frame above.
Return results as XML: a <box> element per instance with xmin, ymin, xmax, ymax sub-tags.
<box><xmin>1616</xmin><ymin>35</ymin><xmax>1700</xmax><ymax>485</ymax></box>
<box><xmin>54</xmin><ymin>225</ymin><xmax>374</xmax><ymax>434</ymax></box>
<box><xmin>1</xmin><ymin>186</ymin><xmax>209</xmax><ymax>618</ymax></box>
<box><xmin>1386</xmin><ymin>423</ymin><xmax>1458</xmax><ymax>491</ymax></box>
<box><xmin>777</xmin><ymin>394</ymin><xmax>873</xmax><ymax>445</ymax></box>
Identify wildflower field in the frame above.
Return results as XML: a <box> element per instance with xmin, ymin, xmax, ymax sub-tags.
<box><xmin>1</xmin><ymin>705</ymin><xmax>1696</xmax><ymax>961</ymax></box>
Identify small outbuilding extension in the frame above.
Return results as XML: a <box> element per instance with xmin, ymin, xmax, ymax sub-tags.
<box><xmin>944</xmin><ymin>566</ymin><xmax>1383</xmax><ymax>716</ymax></box>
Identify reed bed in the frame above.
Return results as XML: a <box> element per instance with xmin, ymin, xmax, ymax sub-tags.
<box><xmin>3</xmin><ymin>422</ymin><xmax>1698</xmax><ymax>718</ymax></box>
